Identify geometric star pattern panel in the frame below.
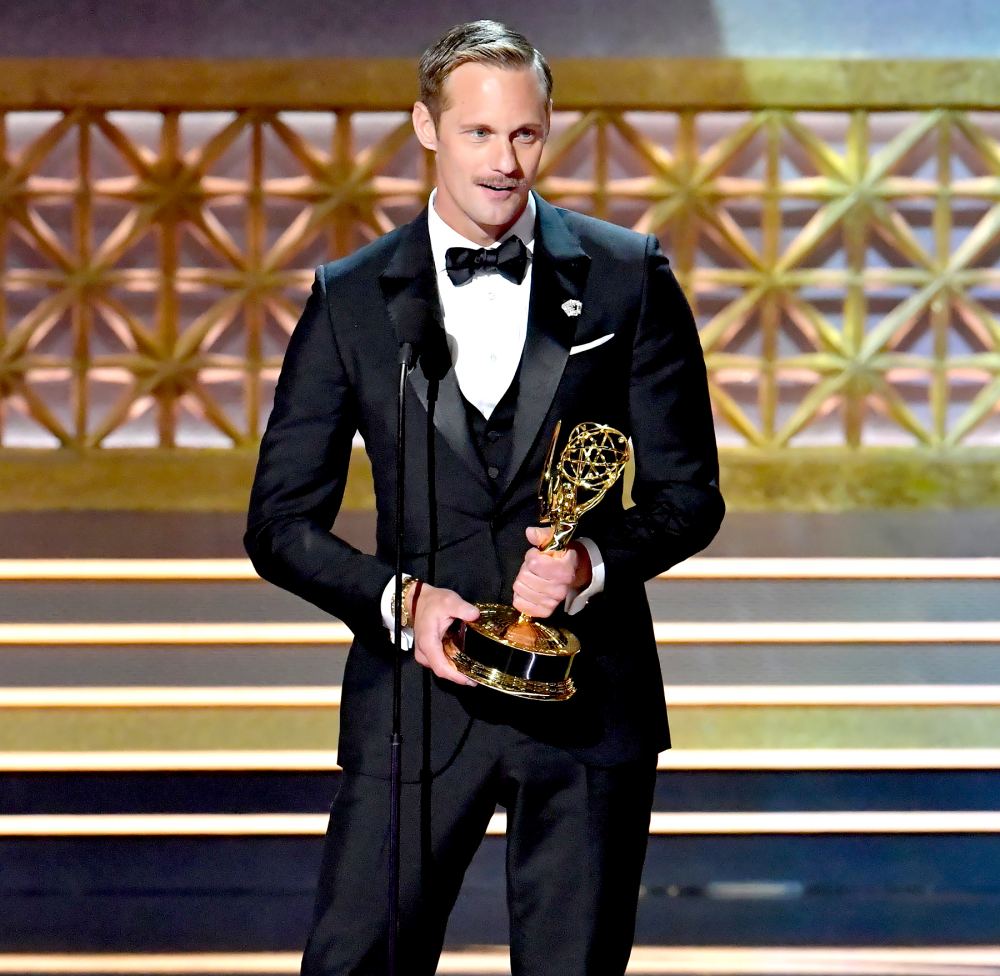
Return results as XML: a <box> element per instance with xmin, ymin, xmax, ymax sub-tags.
<box><xmin>2</xmin><ymin>106</ymin><xmax>1000</xmax><ymax>449</ymax></box>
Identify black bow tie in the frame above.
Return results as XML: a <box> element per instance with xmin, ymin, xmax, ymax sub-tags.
<box><xmin>445</xmin><ymin>235</ymin><xmax>529</xmax><ymax>286</ymax></box>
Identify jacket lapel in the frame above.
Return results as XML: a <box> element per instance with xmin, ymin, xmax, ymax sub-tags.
<box><xmin>378</xmin><ymin>211</ymin><xmax>489</xmax><ymax>489</ymax></box>
<box><xmin>501</xmin><ymin>194</ymin><xmax>591</xmax><ymax>495</ymax></box>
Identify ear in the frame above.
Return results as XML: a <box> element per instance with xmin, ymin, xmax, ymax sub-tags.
<box><xmin>412</xmin><ymin>101</ymin><xmax>438</xmax><ymax>151</ymax></box>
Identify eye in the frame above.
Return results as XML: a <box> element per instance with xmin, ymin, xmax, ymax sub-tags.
<box><xmin>468</xmin><ymin>127</ymin><xmax>489</xmax><ymax>140</ymax></box>
<box><xmin>515</xmin><ymin>128</ymin><xmax>539</xmax><ymax>142</ymax></box>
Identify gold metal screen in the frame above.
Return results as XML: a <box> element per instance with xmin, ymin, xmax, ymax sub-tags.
<box><xmin>1</xmin><ymin>59</ymin><xmax>998</xmax><ymax>508</ymax></box>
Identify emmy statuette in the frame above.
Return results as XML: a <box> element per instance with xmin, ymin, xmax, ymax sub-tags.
<box><xmin>450</xmin><ymin>421</ymin><xmax>630</xmax><ymax>701</ymax></box>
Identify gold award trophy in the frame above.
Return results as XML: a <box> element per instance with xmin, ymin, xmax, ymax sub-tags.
<box><xmin>450</xmin><ymin>421</ymin><xmax>630</xmax><ymax>701</ymax></box>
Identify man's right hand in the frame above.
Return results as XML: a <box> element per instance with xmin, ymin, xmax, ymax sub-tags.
<box><xmin>410</xmin><ymin>582</ymin><xmax>480</xmax><ymax>686</ymax></box>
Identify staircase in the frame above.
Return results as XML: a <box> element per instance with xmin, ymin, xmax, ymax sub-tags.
<box><xmin>1</xmin><ymin>511</ymin><xmax>999</xmax><ymax>975</ymax></box>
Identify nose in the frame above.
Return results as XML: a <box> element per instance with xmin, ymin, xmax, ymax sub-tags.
<box><xmin>490</xmin><ymin>138</ymin><xmax>518</xmax><ymax>176</ymax></box>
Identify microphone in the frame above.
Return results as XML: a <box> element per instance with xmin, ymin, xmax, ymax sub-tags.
<box><xmin>388</xmin><ymin>290</ymin><xmax>435</xmax><ymax>974</ymax></box>
<box><xmin>396</xmin><ymin>297</ymin><xmax>431</xmax><ymax>370</ymax></box>
<box><xmin>395</xmin><ymin>296</ymin><xmax>450</xmax><ymax>380</ymax></box>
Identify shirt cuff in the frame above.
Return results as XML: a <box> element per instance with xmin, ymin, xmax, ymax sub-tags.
<box><xmin>381</xmin><ymin>574</ymin><xmax>414</xmax><ymax>650</ymax></box>
<box><xmin>564</xmin><ymin>537</ymin><xmax>604</xmax><ymax>616</ymax></box>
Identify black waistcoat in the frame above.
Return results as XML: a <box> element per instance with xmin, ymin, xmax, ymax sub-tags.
<box><xmin>460</xmin><ymin>362</ymin><xmax>521</xmax><ymax>496</ymax></box>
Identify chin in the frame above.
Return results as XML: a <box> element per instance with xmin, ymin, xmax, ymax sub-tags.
<box><xmin>481</xmin><ymin>197</ymin><xmax>527</xmax><ymax>228</ymax></box>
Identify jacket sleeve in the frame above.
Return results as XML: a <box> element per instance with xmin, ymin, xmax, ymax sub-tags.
<box><xmin>243</xmin><ymin>269</ymin><xmax>393</xmax><ymax>644</ymax></box>
<box><xmin>592</xmin><ymin>236</ymin><xmax>725</xmax><ymax>584</ymax></box>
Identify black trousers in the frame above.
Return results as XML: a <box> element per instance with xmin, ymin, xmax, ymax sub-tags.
<box><xmin>300</xmin><ymin>718</ymin><xmax>656</xmax><ymax>976</ymax></box>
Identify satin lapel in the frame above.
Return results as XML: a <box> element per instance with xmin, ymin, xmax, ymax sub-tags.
<box><xmin>378</xmin><ymin>211</ymin><xmax>488</xmax><ymax>489</ymax></box>
<box><xmin>501</xmin><ymin>195</ymin><xmax>591</xmax><ymax>495</ymax></box>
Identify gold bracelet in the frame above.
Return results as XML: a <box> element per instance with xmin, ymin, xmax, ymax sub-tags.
<box><xmin>393</xmin><ymin>576</ymin><xmax>420</xmax><ymax>629</ymax></box>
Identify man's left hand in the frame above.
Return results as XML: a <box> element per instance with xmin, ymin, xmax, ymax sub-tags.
<box><xmin>511</xmin><ymin>526</ymin><xmax>592</xmax><ymax>619</ymax></box>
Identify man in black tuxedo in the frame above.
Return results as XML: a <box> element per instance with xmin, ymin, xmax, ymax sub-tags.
<box><xmin>245</xmin><ymin>19</ymin><xmax>724</xmax><ymax>976</ymax></box>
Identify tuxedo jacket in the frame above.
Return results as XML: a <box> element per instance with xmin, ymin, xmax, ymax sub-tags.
<box><xmin>245</xmin><ymin>194</ymin><xmax>725</xmax><ymax>781</ymax></box>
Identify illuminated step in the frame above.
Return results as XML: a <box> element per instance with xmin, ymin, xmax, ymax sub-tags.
<box><xmin>0</xmin><ymin>686</ymin><xmax>341</xmax><ymax>708</ymax></box>
<box><xmin>0</xmin><ymin>559</ymin><xmax>263</xmax><ymax>581</ymax></box>
<box><xmin>4</xmin><ymin>708</ymin><xmax>997</xmax><ymax>751</ymax></box>
<box><xmin>664</xmin><ymin>558</ymin><xmax>1000</xmax><ymax>580</ymax></box>
<box><xmin>0</xmin><ymin>622</ymin><xmax>355</xmax><ymax>645</ymax></box>
<box><xmin>1</xmin><ymin>810</ymin><xmax>998</xmax><ymax>837</ymax></box>
<box><xmin>3</xmin><ymin>947</ymin><xmax>999</xmax><ymax>975</ymax></box>
<box><xmin>4</xmin><ymin>685</ymin><xmax>1000</xmax><ymax>708</ymax></box>
<box><xmin>5</xmin><ymin>747</ymin><xmax>1000</xmax><ymax>772</ymax></box>
<box><xmin>1</xmin><ymin>556</ymin><xmax>999</xmax><ymax>580</ymax></box>
<box><xmin>1</xmin><ymin>620</ymin><xmax>998</xmax><ymax>645</ymax></box>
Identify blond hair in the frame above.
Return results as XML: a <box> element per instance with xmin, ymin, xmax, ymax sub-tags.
<box><xmin>418</xmin><ymin>20</ymin><xmax>552</xmax><ymax>123</ymax></box>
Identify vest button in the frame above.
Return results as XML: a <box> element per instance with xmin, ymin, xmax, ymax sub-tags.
<box><xmin>487</xmin><ymin>465</ymin><xmax>500</xmax><ymax>479</ymax></box>
<box><xmin>486</xmin><ymin>430</ymin><xmax>501</xmax><ymax>443</ymax></box>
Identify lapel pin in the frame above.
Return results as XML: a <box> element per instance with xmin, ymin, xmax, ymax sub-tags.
<box><xmin>561</xmin><ymin>299</ymin><xmax>583</xmax><ymax>318</ymax></box>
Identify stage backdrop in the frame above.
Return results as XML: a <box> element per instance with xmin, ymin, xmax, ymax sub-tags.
<box><xmin>0</xmin><ymin>57</ymin><xmax>998</xmax><ymax>510</ymax></box>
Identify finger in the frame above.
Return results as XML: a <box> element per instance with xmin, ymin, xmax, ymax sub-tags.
<box><xmin>513</xmin><ymin>569</ymin><xmax>567</xmax><ymax>616</ymax></box>
<box><xmin>414</xmin><ymin>638</ymin><xmax>475</xmax><ymax>685</ymax></box>
<box><xmin>512</xmin><ymin>592</ymin><xmax>558</xmax><ymax>618</ymax></box>
<box><xmin>442</xmin><ymin>640</ymin><xmax>479</xmax><ymax>686</ymax></box>
<box><xmin>523</xmin><ymin>550</ymin><xmax>576</xmax><ymax>584</ymax></box>
<box><xmin>519</xmin><ymin>555</ymin><xmax>576</xmax><ymax>590</ymax></box>
<box><xmin>413</xmin><ymin>630</ymin><xmax>443</xmax><ymax>668</ymax></box>
<box><xmin>435</xmin><ymin>640</ymin><xmax>478</xmax><ymax>686</ymax></box>
<box><xmin>413</xmin><ymin>622</ymin><xmax>477</xmax><ymax>686</ymax></box>
<box><xmin>428</xmin><ymin>590</ymin><xmax>479</xmax><ymax>622</ymax></box>
<box><xmin>513</xmin><ymin>571</ymin><xmax>566</xmax><ymax>604</ymax></box>
<box><xmin>450</xmin><ymin>600</ymin><xmax>481</xmax><ymax>623</ymax></box>
<box><xmin>513</xmin><ymin>571</ymin><xmax>563</xmax><ymax>601</ymax></box>
<box><xmin>524</xmin><ymin>525</ymin><xmax>553</xmax><ymax>549</ymax></box>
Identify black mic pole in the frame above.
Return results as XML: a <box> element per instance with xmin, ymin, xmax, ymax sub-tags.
<box><xmin>390</xmin><ymin>307</ymin><xmax>424</xmax><ymax>976</ymax></box>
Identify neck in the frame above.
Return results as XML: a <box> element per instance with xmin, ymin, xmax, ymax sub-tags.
<box><xmin>430</xmin><ymin>192</ymin><xmax>531</xmax><ymax>247</ymax></box>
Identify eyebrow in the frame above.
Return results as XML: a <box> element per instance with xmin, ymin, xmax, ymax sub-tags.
<box><xmin>458</xmin><ymin>120</ymin><xmax>545</xmax><ymax>131</ymax></box>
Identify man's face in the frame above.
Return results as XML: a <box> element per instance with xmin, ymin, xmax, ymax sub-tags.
<box><xmin>413</xmin><ymin>62</ymin><xmax>550</xmax><ymax>246</ymax></box>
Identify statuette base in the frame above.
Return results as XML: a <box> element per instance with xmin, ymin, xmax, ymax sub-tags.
<box><xmin>451</xmin><ymin>603</ymin><xmax>579</xmax><ymax>701</ymax></box>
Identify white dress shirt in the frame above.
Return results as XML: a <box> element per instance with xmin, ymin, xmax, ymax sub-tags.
<box><xmin>381</xmin><ymin>192</ymin><xmax>604</xmax><ymax>642</ymax></box>
<box><xmin>427</xmin><ymin>190</ymin><xmax>536</xmax><ymax>419</ymax></box>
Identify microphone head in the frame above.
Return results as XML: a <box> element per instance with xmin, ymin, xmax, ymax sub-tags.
<box><xmin>397</xmin><ymin>296</ymin><xmax>431</xmax><ymax>350</ymax></box>
<box><xmin>395</xmin><ymin>295</ymin><xmax>450</xmax><ymax>379</ymax></box>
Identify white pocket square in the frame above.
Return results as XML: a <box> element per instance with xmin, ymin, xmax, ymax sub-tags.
<box><xmin>569</xmin><ymin>333</ymin><xmax>615</xmax><ymax>355</ymax></box>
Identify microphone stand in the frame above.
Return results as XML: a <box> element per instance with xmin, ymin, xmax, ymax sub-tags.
<box><xmin>389</xmin><ymin>339</ymin><xmax>415</xmax><ymax>976</ymax></box>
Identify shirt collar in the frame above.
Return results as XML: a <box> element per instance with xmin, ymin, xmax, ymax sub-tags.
<box><xmin>427</xmin><ymin>189</ymin><xmax>536</xmax><ymax>274</ymax></box>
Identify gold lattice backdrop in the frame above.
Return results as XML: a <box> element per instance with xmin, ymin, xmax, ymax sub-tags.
<box><xmin>2</xmin><ymin>60</ymin><xmax>999</xmax><ymax>508</ymax></box>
